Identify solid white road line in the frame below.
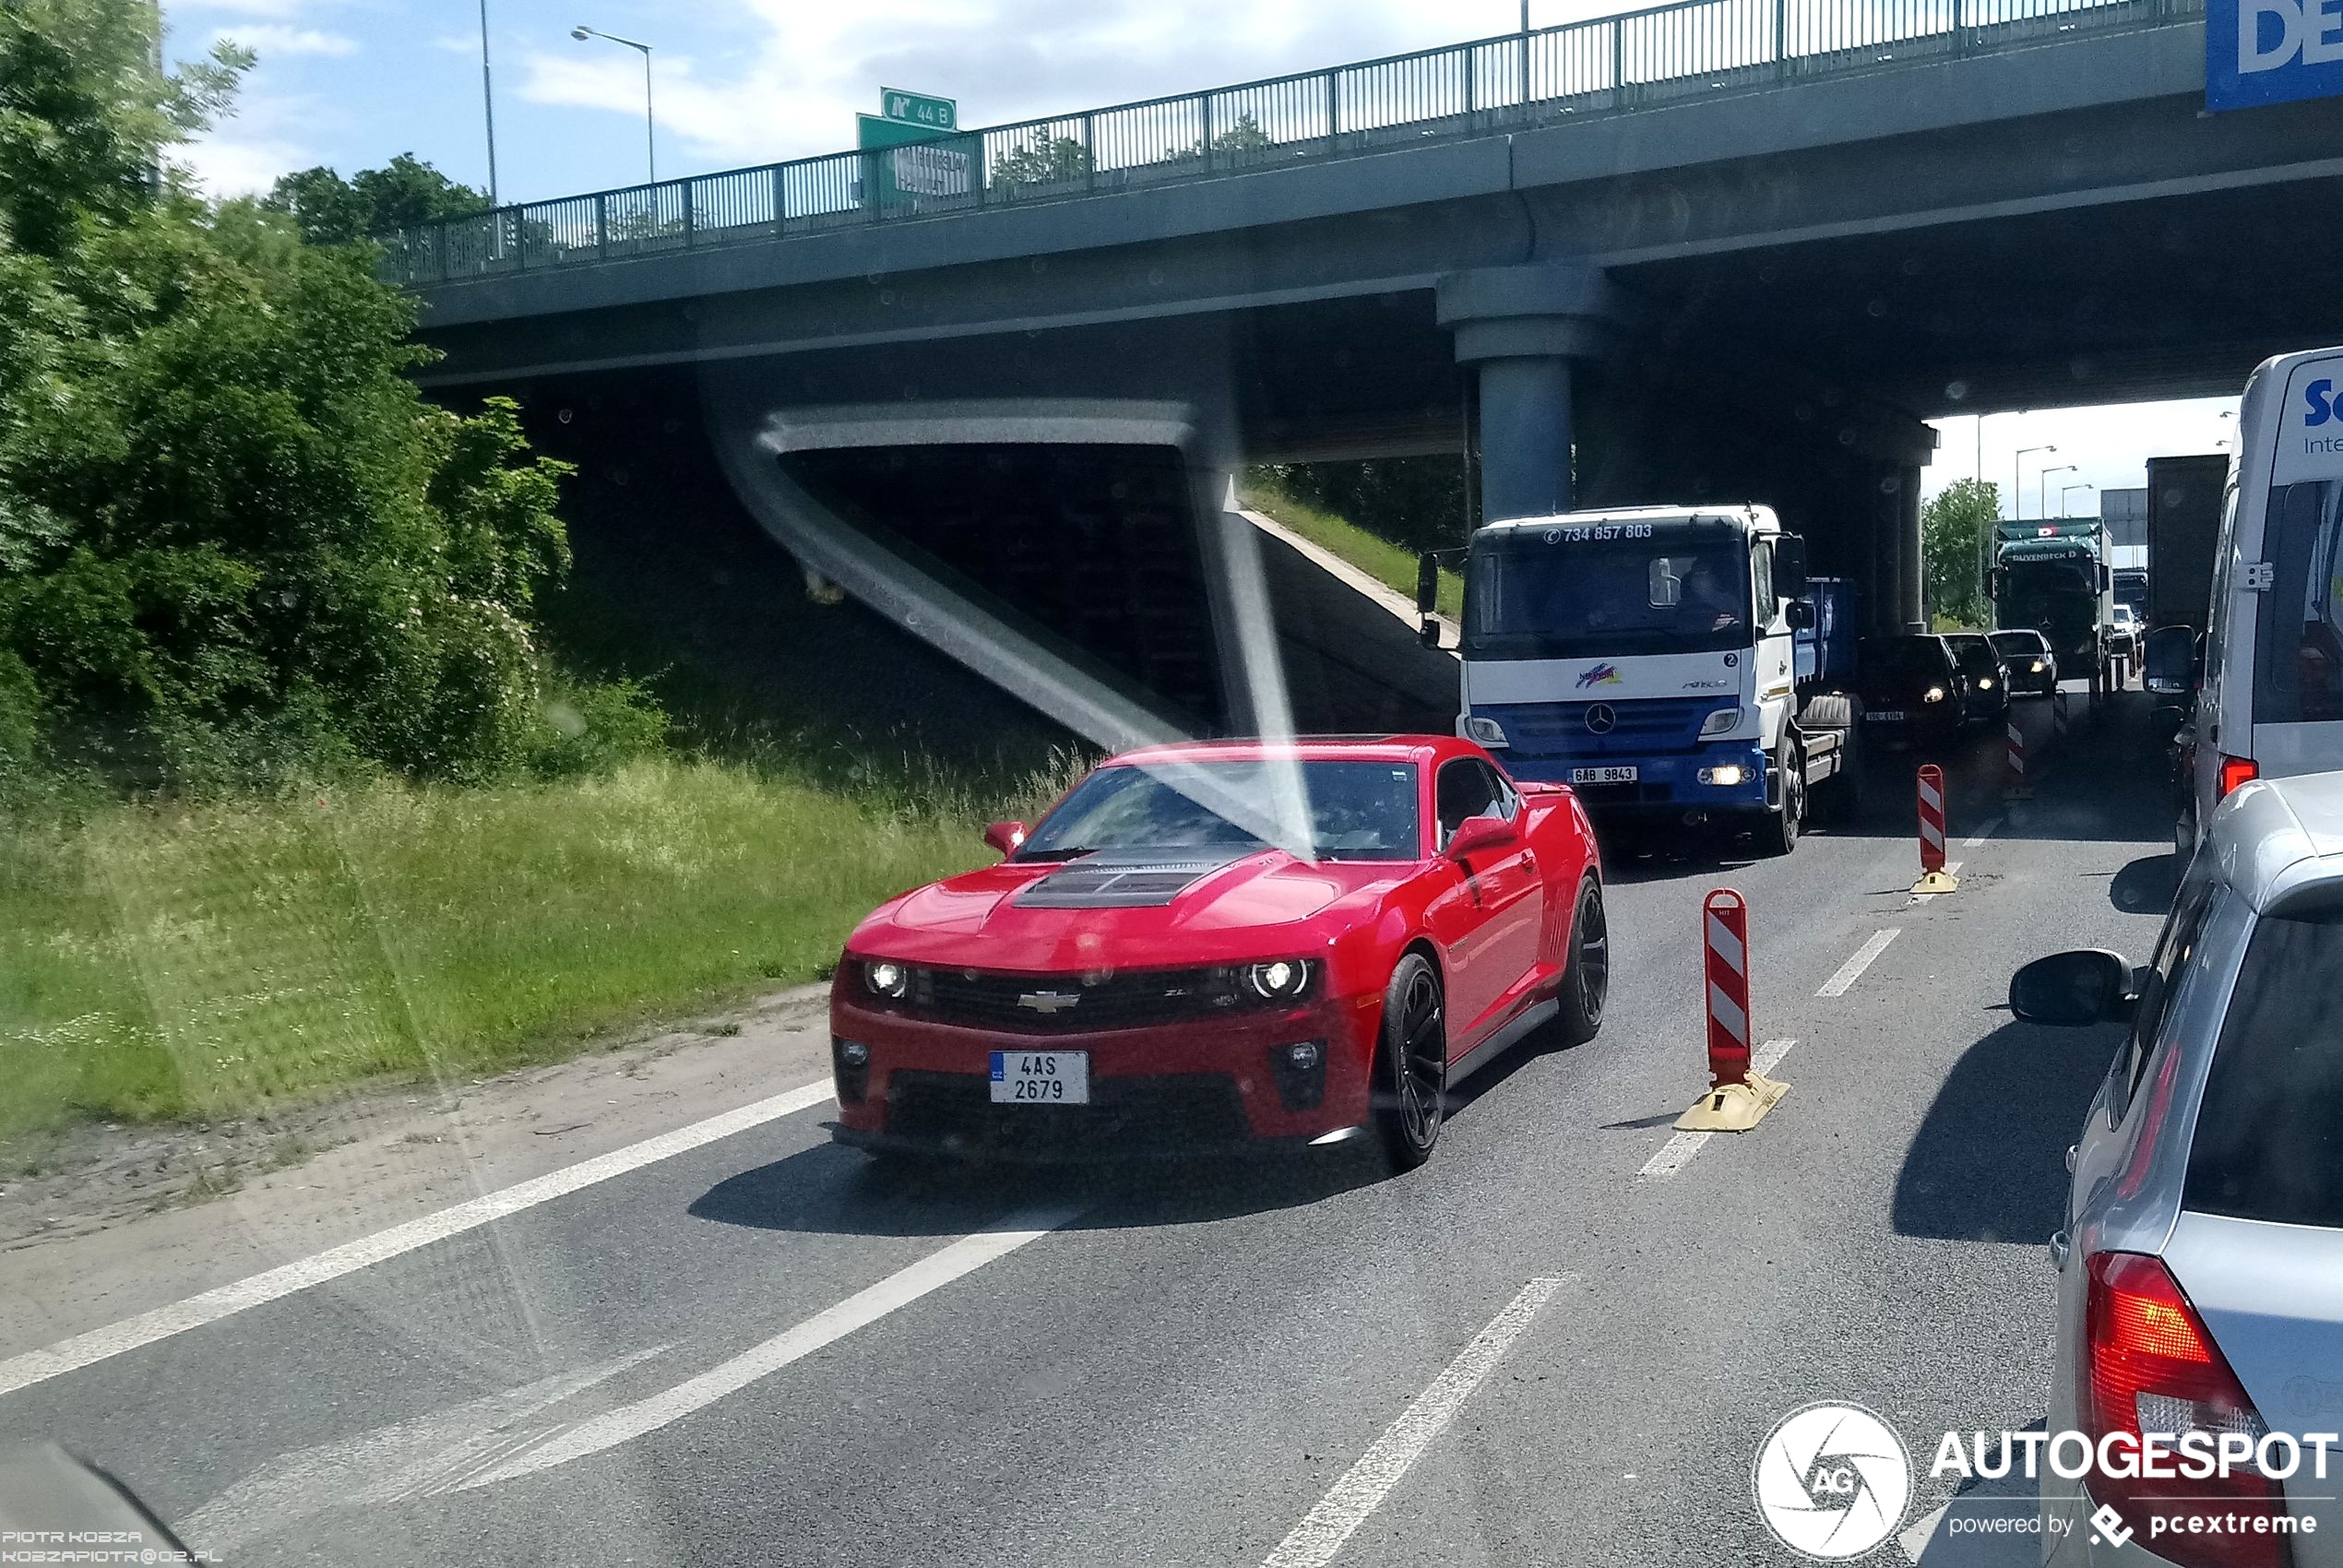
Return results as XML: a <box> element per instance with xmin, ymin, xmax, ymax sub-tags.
<box><xmin>1962</xmin><ymin>816</ymin><xmax>2003</xmax><ymax>849</ymax></box>
<box><xmin>1817</xmin><ymin>930</ymin><xmax>1902</xmax><ymax>997</ymax></box>
<box><xmin>0</xmin><ymin>1078</ymin><xmax>837</xmax><ymax>1401</ymax></box>
<box><xmin>460</xmin><ymin>1203</ymin><xmax>1086</xmax><ymax>1489</ymax></box>
<box><xmin>1260</xmin><ymin>1276</ymin><xmax>1565</xmax><ymax>1568</ymax></box>
<box><xmin>1638</xmin><ymin>1039</ymin><xmax>1796</xmax><ymax>1181</ymax></box>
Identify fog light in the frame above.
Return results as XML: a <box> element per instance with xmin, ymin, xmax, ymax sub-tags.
<box><xmin>839</xmin><ymin>1039</ymin><xmax>870</xmax><ymax>1067</ymax></box>
<box><xmin>1698</xmin><ymin>765</ymin><xmax>1746</xmax><ymax>787</ymax></box>
<box><xmin>832</xmin><ymin>1037</ymin><xmax>872</xmax><ymax>1104</ymax></box>
<box><xmin>1270</xmin><ymin>1039</ymin><xmax>1328</xmax><ymax>1111</ymax></box>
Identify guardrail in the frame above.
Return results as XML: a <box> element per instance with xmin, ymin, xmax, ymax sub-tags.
<box><xmin>380</xmin><ymin>0</ymin><xmax>2198</xmax><ymax>289</ymax></box>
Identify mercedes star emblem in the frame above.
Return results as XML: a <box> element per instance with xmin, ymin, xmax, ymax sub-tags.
<box><xmin>1586</xmin><ymin>704</ymin><xmax>1617</xmax><ymax>734</ymax></box>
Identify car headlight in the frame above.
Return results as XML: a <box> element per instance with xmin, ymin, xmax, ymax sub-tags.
<box><xmin>1978</xmin><ymin>677</ymin><xmax>1995</xmax><ymax>690</ymax></box>
<box><xmin>1923</xmin><ymin>685</ymin><xmax>1946</xmax><ymax>703</ymax></box>
<box><xmin>862</xmin><ymin>959</ymin><xmax>910</xmax><ymax>999</ymax></box>
<box><xmin>1246</xmin><ymin>959</ymin><xmax>1313</xmax><ymax>1002</ymax></box>
<box><xmin>2030</xmin><ymin>659</ymin><xmax>2046</xmax><ymax>673</ymax></box>
<box><xmin>1698</xmin><ymin>706</ymin><xmax>1742</xmax><ymax>738</ymax></box>
<box><xmin>1464</xmin><ymin>715</ymin><xmax>1508</xmax><ymax>749</ymax></box>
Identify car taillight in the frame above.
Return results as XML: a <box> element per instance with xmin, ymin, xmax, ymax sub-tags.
<box><xmin>2084</xmin><ymin>1252</ymin><xmax>2289</xmax><ymax>1568</ymax></box>
<box><xmin>2218</xmin><ymin>754</ymin><xmax>2259</xmax><ymax>799</ymax></box>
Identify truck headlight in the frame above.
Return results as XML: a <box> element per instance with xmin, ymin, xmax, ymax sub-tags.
<box><xmin>1698</xmin><ymin>706</ymin><xmax>1742</xmax><ymax>738</ymax></box>
<box><xmin>1464</xmin><ymin>715</ymin><xmax>1508</xmax><ymax>749</ymax></box>
<box><xmin>1698</xmin><ymin>765</ymin><xmax>1746</xmax><ymax>786</ymax></box>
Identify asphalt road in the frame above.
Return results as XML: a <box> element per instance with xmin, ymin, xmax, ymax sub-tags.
<box><xmin>0</xmin><ymin>687</ymin><xmax>2180</xmax><ymax>1568</ymax></box>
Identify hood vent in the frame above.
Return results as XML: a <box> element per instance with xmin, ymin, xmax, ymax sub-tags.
<box><xmin>1014</xmin><ymin>858</ymin><xmax>1233</xmax><ymax>909</ymax></box>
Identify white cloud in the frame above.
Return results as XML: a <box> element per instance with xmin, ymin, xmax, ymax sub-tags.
<box><xmin>433</xmin><ymin>32</ymin><xmax>479</xmax><ymax>55</ymax></box>
<box><xmin>519</xmin><ymin>0</ymin><xmax>1474</xmax><ymax>172</ymax></box>
<box><xmin>212</xmin><ymin>23</ymin><xmax>358</xmax><ymax>57</ymax></box>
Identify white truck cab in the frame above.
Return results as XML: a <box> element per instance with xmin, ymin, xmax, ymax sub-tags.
<box><xmin>1430</xmin><ymin>505</ymin><xmax>1857</xmax><ymax>855</ymax></box>
<box><xmin>2188</xmin><ymin>344</ymin><xmax>2343</xmax><ymax>850</ymax></box>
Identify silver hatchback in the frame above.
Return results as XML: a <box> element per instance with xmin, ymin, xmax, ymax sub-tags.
<box><xmin>2013</xmin><ymin>771</ymin><xmax>2343</xmax><ymax>1568</ymax></box>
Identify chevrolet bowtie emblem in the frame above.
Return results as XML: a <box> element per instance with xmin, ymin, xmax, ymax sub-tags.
<box><xmin>1017</xmin><ymin>990</ymin><xmax>1081</xmax><ymax>1014</ymax></box>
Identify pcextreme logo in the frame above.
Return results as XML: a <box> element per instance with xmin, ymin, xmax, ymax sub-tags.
<box><xmin>1576</xmin><ymin>663</ymin><xmax>1623</xmax><ymax>689</ymax></box>
<box><xmin>1752</xmin><ymin>1402</ymin><xmax>1912</xmax><ymax>1560</ymax></box>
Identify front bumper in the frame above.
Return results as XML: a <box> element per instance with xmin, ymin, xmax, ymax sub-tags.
<box><xmin>829</xmin><ymin>991</ymin><xmax>1380</xmax><ymax>1159</ymax></box>
<box><xmin>1502</xmin><ymin>741</ymin><xmax>1768</xmax><ymax>815</ymax></box>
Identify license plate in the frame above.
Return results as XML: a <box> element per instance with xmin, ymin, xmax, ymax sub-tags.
<box><xmin>1869</xmin><ymin>710</ymin><xmax>1907</xmax><ymax>721</ymax></box>
<box><xmin>1571</xmin><ymin>766</ymin><xmax>1638</xmax><ymax>784</ymax></box>
<box><xmin>989</xmin><ymin>1050</ymin><xmax>1090</xmax><ymax>1105</ymax></box>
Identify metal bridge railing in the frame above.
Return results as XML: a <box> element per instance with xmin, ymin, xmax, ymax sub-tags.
<box><xmin>380</xmin><ymin>0</ymin><xmax>2200</xmax><ymax>289</ymax></box>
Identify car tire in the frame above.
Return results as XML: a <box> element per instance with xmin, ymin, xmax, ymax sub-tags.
<box><xmin>1555</xmin><ymin>875</ymin><xmax>1609</xmax><ymax>1046</ymax></box>
<box><xmin>1373</xmin><ymin>952</ymin><xmax>1446</xmax><ymax>1171</ymax></box>
<box><xmin>1753</xmin><ymin>743</ymin><xmax>1802</xmax><ymax>857</ymax></box>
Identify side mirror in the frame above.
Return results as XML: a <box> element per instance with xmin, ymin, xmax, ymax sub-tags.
<box><xmin>1786</xmin><ymin>600</ymin><xmax>1817</xmax><ymax>631</ymax></box>
<box><xmin>981</xmin><ymin>820</ymin><xmax>1027</xmax><ymax>856</ymax></box>
<box><xmin>1415</xmin><ymin>552</ymin><xmax>1440</xmax><ymax>615</ymax></box>
<box><xmin>2099</xmin><ymin>564</ymin><xmax>2113</xmax><ymax>593</ymax></box>
<box><xmin>1419</xmin><ymin>615</ymin><xmax>1443</xmax><ymax>649</ymax></box>
<box><xmin>1775</xmin><ymin>534</ymin><xmax>1810</xmax><ymax>597</ymax></box>
<box><xmin>2144</xmin><ymin>625</ymin><xmax>2197</xmax><ymax>694</ymax></box>
<box><xmin>1445</xmin><ymin>814</ymin><xmax>1517</xmax><ymax>861</ymax></box>
<box><xmin>2009</xmin><ymin>949</ymin><xmax>2135</xmax><ymax>1026</ymax></box>
<box><xmin>1989</xmin><ymin>567</ymin><xmax>2006</xmax><ymax>600</ymax></box>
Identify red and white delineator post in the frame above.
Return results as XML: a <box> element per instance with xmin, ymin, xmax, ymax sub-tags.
<box><xmin>2004</xmin><ymin>716</ymin><xmax>2034</xmax><ymax>802</ymax></box>
<box><xmin>1914</xmin><ymin>763</ymin><xmax>1958</xmax><ymax>894</ymax></box>
<box><xmin>1673</xmin><ymin>888</ymin><xmax>1790</xmax><ymax>1133</ymax></box>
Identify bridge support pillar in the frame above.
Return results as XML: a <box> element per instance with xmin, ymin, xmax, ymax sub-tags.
<box><xmin>1437</xmin><ymin>265</ymin><xmax>1623</xmax><ymax>522</ymax></box>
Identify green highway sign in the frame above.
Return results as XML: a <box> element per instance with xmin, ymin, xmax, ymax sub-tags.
<box><xmin>879</xmin><ymin>88</ymin><xmax>957</xmax><ymax>131</ymax></box>
<box><xmin>854</xmin><ymin>113</ymin><xmax>979</xmax><ymax>204</ymax></box>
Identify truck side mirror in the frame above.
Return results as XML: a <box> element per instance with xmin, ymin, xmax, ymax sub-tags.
<box><xmin>1989</xmin><ymin>567</ymin><xmax>2006</xmax><ymax>600</ymax></box>
<box><xmin>2099</xmin><ymin>564</ymin><xmax>2112</xmax><ymax>592</ymax></box>
<box><xmin>2144</xmin><ymin>625</ymin><xmax>2196</xmax><ymax>694</ymax></box>
<box><xmin>1775</xmin><ymin>535</ymin><xmax>1809</xmax><ymax>597</ymax></box>
<box><xmin>1415</xmin><ymin>552</ymin><xmax>1439</xmax><ymax>616</ymax></box>
<box><xmin>1419</xmin><ymin>616</ymin><xmax>1443</xmax><ymax>649</ymax></box>
<box><xmin>1786</xmin><ymin>600</ymin><xmax>1816</xmax><ymax>631</ymax></box>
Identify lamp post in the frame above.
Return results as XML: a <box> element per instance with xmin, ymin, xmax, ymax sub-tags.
<box><xmin>2014</xmin><ymin>443</ymin><xmax>2057</xmax><ymax>520</ymax></box>
<box><xmin>479</xmin><ymin>0</ymin><xmax>498</xmax><ymax>208</ymax></box>
<box><xmin>573</xmin><ymin>26</ymin><xmax>656</xmax><ymax>184</ymax></box>
<box><xmin>2061</xmin><ymin>481</ymin><xmax>2095</xmax><ymax>517</ymax></box>
<box><xmin>1520</xmin><ymin>0</ymin><xmax>1532</xmax><ymax>113</ymax></box>
<box><xmin>2040</xmin><ymin>463</ymin><xmax>2077</xmax><ymax>520</ymax></box>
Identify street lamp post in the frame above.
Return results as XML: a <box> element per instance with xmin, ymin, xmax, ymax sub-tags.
<box><xmin>479</xmin><ymin>0</ymin><xmax>498</xmax><ymax>208</ymax></box>
<box><xmin>2061</xmin><ymin>481</ymin><xmax>2095</xmax><ymax>517</ymax></box>
<box><xmin>2014</xmin><ymin>443</ymin><xmax>2057</xmax><ymax>520</ymax></box>
<box><xmin>573</xmin><ymin>26</ymin><xmax>656</xmax><ymax>184</ymax></box>
<box><xmin>2040</xmin><ymin>463</ymin><xmax>2077</xmax><ymax>520</ymax></box>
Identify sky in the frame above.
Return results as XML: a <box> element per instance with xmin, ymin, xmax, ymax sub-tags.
<box><xmin>165</xmin><ymin>1</ymin><xmax>2246</xmax><ymax>504</ymax></box>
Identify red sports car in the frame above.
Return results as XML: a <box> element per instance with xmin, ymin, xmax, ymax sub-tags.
<box><xmin>827</xmin><ymin>735</ymin><xmax>1607</xmax><ymax>1169</ymax></box>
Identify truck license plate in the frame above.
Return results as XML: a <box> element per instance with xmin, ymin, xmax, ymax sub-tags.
<box><xmin>1571</xmin><ymin>766</ymin><xmax>1638</xmax><ymax>784</ymax></box>
<box><xmin>989</xmin><ymin>1050</ymin><xmax>1089</xmax><ymax>1104</ymax></box>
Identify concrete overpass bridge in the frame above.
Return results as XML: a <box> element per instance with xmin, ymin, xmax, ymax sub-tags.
<box><xmin>390</xmin><ymin>0</ymin><xmax>2343</xmax><ymax>749</ymax></box>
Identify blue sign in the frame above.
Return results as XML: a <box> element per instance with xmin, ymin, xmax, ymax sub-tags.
<box><xmin>2207</xmin><ymin>0</ymin><xmax>2343</xmax><ymax>111</ymax></box>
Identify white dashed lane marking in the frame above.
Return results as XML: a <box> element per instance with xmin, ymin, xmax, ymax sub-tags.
<box><xmin>1817</xmin><ymin>930</ymin><xmax>1903</xmax><ymax>997</ymax></box>
<box><xmin>1638</xmin><ymin>1039</ymin><xmax>1797</xmax><ymax>1181</ymax></box>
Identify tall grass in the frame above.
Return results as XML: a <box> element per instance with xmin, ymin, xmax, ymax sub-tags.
<box><xmin>1238</xmin><ymin>477</ymin><xmax>1466</xmax><ymax>621</ymax></box>
<box><xmin>0</xmin><ymin>754</ymin><xmax>1081</xmax><ymax>1145</ymax></box>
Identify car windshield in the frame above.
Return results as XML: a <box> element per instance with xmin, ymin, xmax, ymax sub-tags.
<box><xmin>1991</xmin><ymin>633</ymin><xmax>2044</xmax><ymax>658</ymax></box>
<box><xmin>1463</xmin><ymin>522</ymin><xmax>1752</xmax><ymax>660</ymax></box>
<box><xmin>1016</xmin><ymin>759</ymin><xmax>1421</xmax><ymax>862</ymax></box>
<box><xmin>1861</xmin><ymin>637</ymin><xmax>1947</xmax><ymax>683</ymax></box>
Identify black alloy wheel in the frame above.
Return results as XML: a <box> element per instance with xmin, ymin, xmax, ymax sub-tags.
<box><xmin>1557</xmin><ymin>876</ymin><xmax>1609</xmax><ymax>1046</ymax></box>
<box><xmin>1374</xmin><ymin>953</ymin><xmax>1446</xmax><ymax>1170</ymax></box>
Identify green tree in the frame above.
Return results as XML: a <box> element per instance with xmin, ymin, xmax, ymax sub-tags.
<box><xmin>0</xmin><ymin>0</ymin><xmax>656</xmax><ymax>792</ymax></box>
<box><xmin>989</xmin><ymin>136</ymin><xmax>1091</xmax><ymax>190</ymax></box>
<box><xmin>264</xmin><ymin>153</ymin><xmax>486</xmax><ymax>246</ymax></box>
<box><xmin>1922</xmin><ymin>477</ymin><xmax>2000</xmax><ymax>628</ymax></box>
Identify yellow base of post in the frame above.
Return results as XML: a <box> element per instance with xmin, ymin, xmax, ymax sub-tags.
<box><xmin>1673</xmin><ymin>1072</ymin><xmax>1790</xmax><ymax>1133</ymax></box>
<box><xmin>1912</xmin><ymin>867</ymin><xmax>1961</xmax><ymax>895</ymax></box>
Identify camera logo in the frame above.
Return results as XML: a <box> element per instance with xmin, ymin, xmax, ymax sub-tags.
<box><xmin>1753</xmin><ymin>1402</ymin><xmax>1913</xmax><ymax>1560</ymax></box>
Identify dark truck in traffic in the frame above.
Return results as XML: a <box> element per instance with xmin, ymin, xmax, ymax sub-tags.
<box><xmin>1993</xmin><ymin>519</ymin><xmax>2113</xmax><ymax>693</ymax></box>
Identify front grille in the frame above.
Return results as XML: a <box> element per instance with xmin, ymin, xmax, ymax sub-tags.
<box><xmin>1479</xmin><ymin>698</ymin><xmax>1728</xmax><ymax>758</ymax></box>
<box><xmin>884</xmin><ymin>1070</ymin><xmax>1250</xmax><ymax>1155</ymax></box>
<box><xmin>898</xmin><ymin>964</ymin><xmax>1275</xmax><ymax>1034</ymax></box>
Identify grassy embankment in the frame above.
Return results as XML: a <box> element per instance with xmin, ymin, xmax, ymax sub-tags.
<box><xmin>1237</xmin><ymin>478</ymin><xmax>1466</xmax><ymax>622</ymax></box>
<box><xmin>0</xmin><ymin>755</ymin><xmax>1067</xmax><ymax>1147</ymax></box>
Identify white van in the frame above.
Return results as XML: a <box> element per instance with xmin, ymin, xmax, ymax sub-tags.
<box><xmin>2187</xmin><ymin>344</ymin><xmax>2343</xmax><ymax>851</ymax></box>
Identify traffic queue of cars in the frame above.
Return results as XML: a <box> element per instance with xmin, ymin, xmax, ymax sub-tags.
<box><xmin>1856</xmin><ymin>627</ymin><xmax>2057</xmax><ymax>752</ymax></box>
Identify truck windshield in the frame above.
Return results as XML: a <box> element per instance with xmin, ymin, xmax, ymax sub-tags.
<box><xmin>1463</xmin><ymin>522</ymin><xmax>1751</xmax><ymax>661</ymax></box>
<box><xmin>2254</xmin><ymin>478</ymin><xmax>2343</xmax><ymax>724</ymax></box>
